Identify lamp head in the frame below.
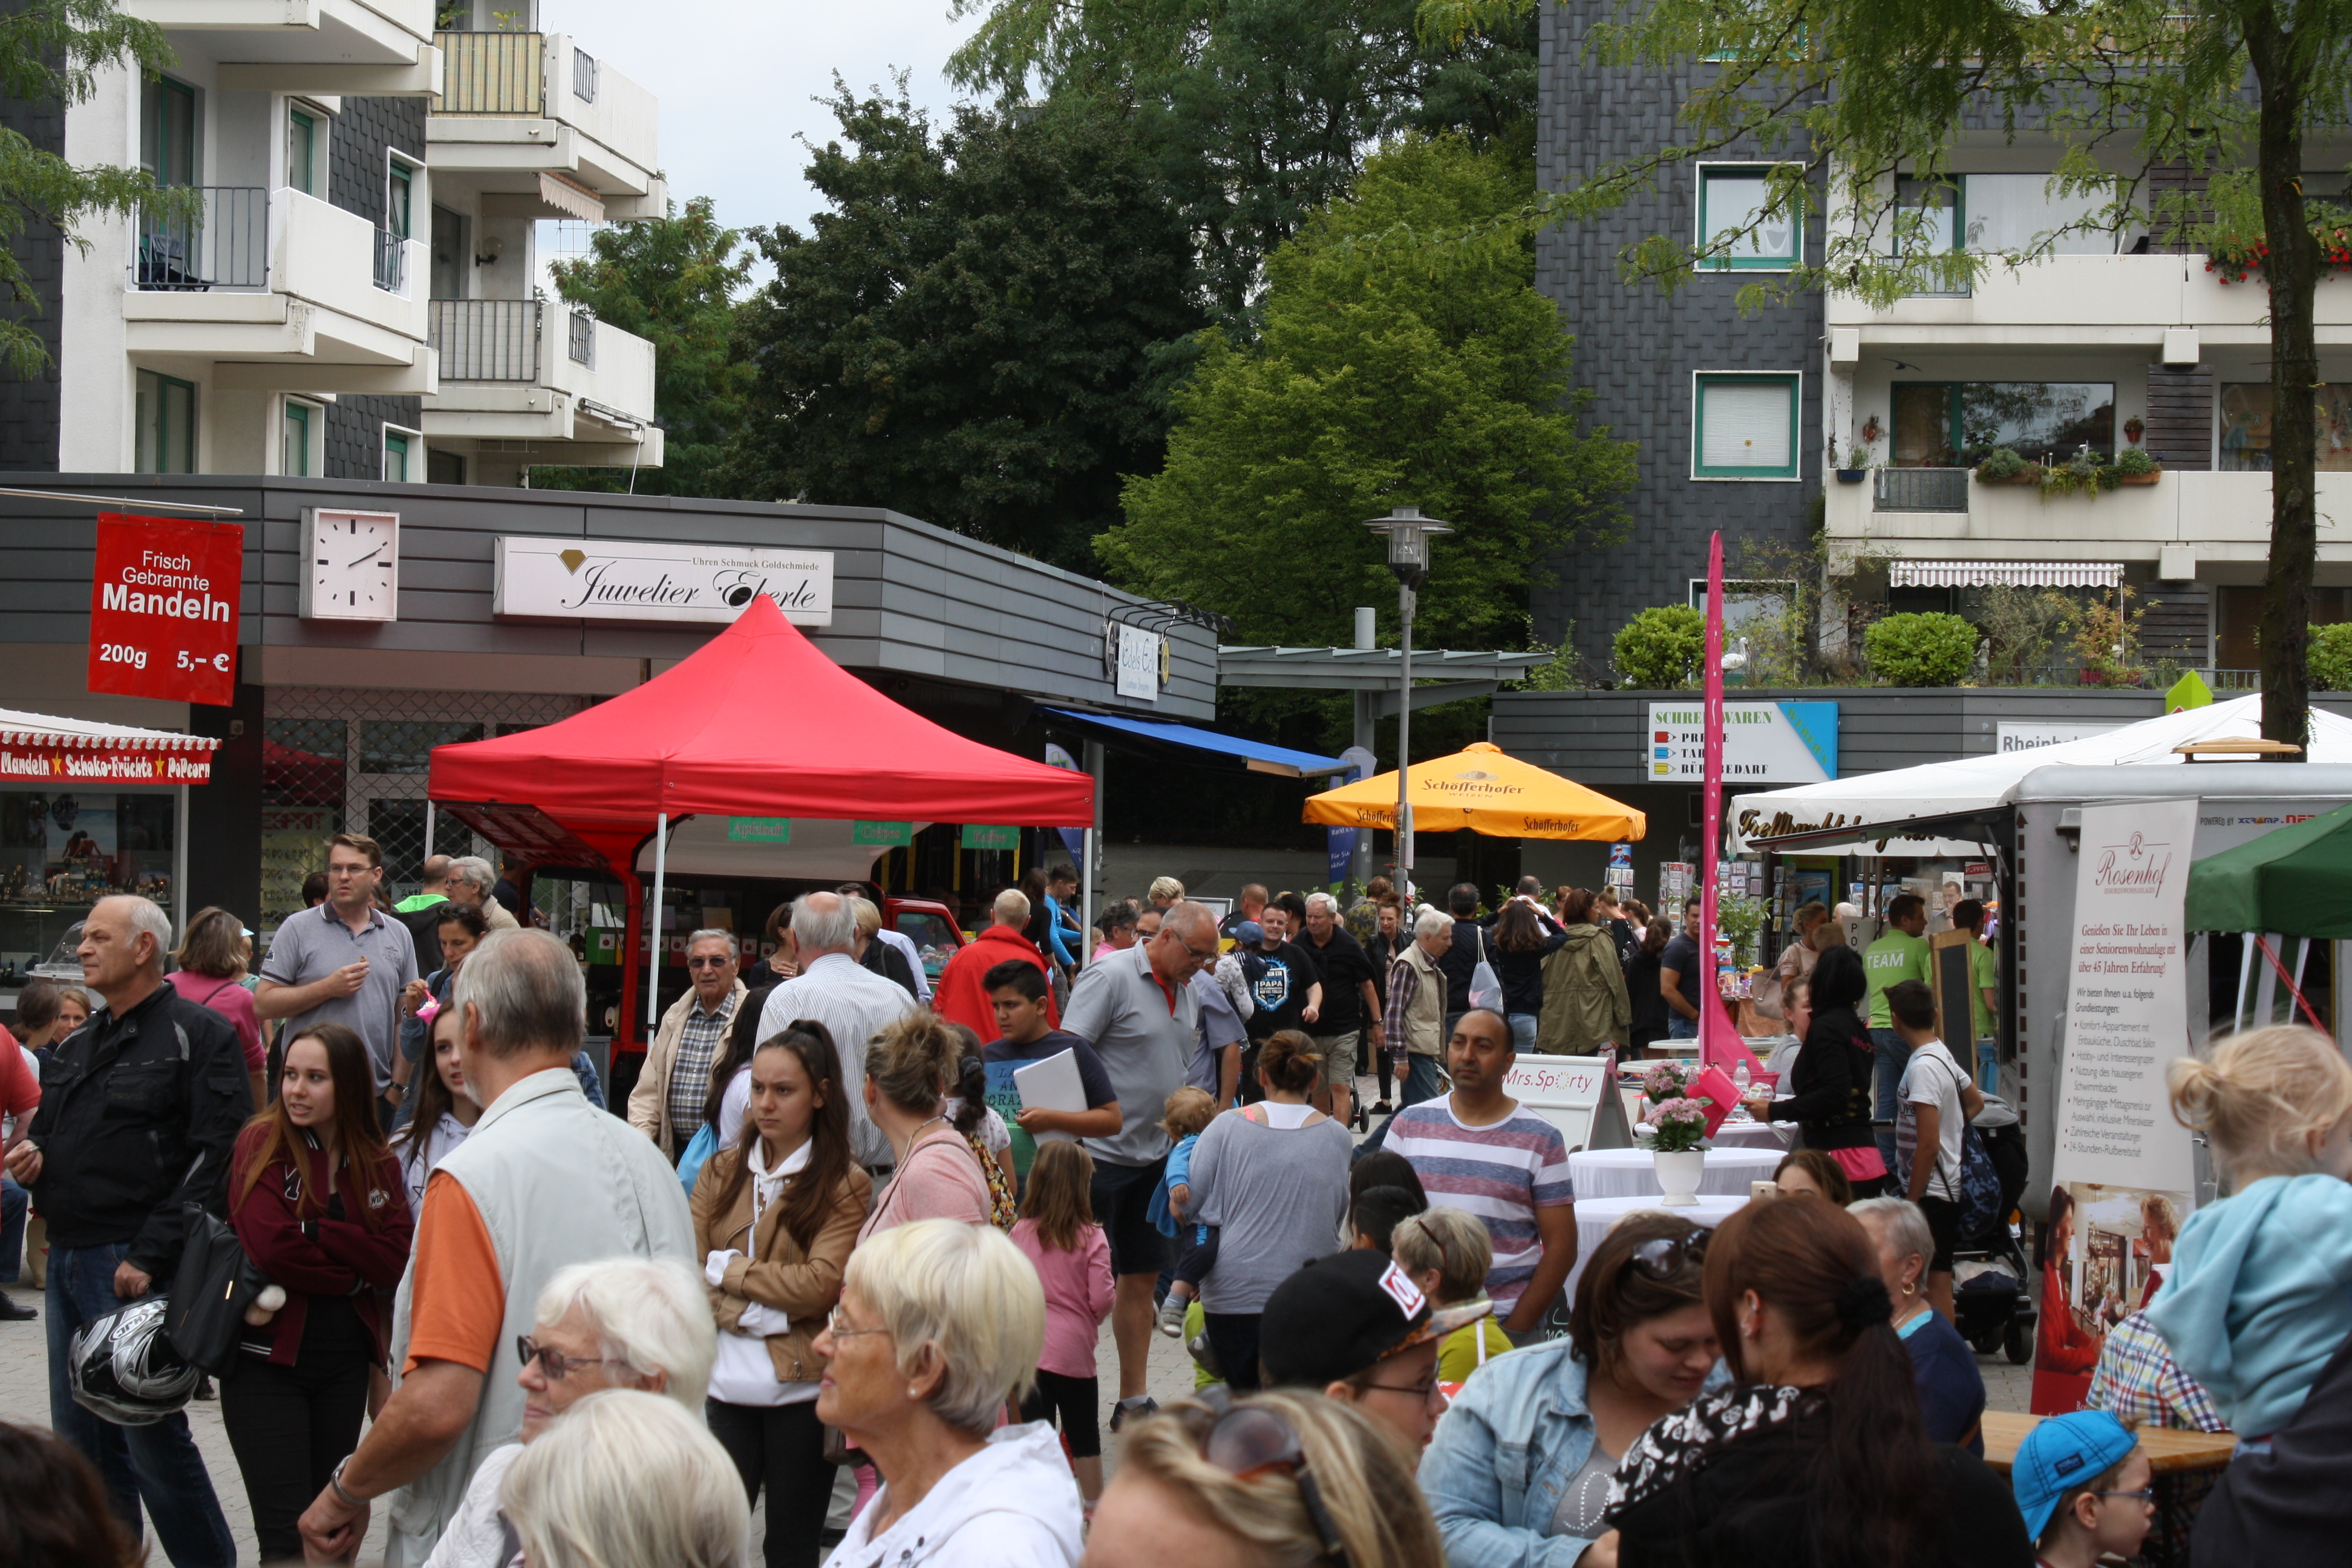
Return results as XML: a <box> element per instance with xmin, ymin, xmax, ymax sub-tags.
<box><xmin>1364</xmin><ymin>505</ymin><xmax>1452</xmax><ymax>586</ymax></box>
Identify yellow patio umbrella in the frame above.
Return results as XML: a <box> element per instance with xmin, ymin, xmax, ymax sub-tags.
<box><xmin>1301</xmin><ymin>741</ymin><xmax>1646</xmax><ymax>840</ymax></box>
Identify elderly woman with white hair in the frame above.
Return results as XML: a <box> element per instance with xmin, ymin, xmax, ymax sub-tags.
<box><xmin>422</xmin><ymin>1256</ymin><xmax>717</xmax><ymax>1568</ymax></box>
<box><xmin>814</xmin><ymin>1218</ymin><xmax>1083</xmax><ymax>1568</ymax></box>
<box><xmin>501</xmin><ymin>1388</ymin><xmax>747</xmax><ymax>1568</ymax></box>
<box><xmin>1385</xmin><ymin>905</ymin><xmax>1456</xmax><ymax>1108</ymax></box>
<box><xmin>1850</xmin><ymin>1196</ymin><xmax>1987</xmax><ymax>1453</ymax></box>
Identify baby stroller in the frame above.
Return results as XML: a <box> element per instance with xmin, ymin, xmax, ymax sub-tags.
<box><xmin>1949</xmin><ymin>1096</ymin><xmax>2036</xmax><ymax>1364</ymax></box>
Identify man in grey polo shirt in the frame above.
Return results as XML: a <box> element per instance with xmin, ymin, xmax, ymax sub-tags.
<box><xmin>1063</xmin><ymin>898</ymin><xmax>1214</xmax><ymax>1429</ymax></box>
<box><xmin>258</xmin><ymin>832</ymin><xmax>419</xmax><ymax>1117</ymax></box>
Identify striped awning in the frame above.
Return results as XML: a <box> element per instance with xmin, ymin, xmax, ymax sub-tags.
<box><xmin>1890</xmin><ymin>560</ymin><xmax>2125</xmax><ymax>589</ymax></box>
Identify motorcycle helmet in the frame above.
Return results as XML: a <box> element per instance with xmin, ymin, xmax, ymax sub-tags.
<box><xmin>69</xmin><ymin>1297</ymin><xmax>199</xmax><ymax>1425</ymax></box>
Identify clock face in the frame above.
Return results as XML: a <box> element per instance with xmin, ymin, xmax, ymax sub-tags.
<box><xmin>304</xmin><ymin>509</ymin><xmax>399</xmax><ymax>621</ymax></box>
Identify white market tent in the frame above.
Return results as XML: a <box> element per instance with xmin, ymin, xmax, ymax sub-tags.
<box><xmin>1730</xmin><ymin>695</ymin><xmax>2352</xmax><ymax>854</ymax></box>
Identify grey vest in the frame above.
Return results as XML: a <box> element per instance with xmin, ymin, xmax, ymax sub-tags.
<box><xmin>382</xmin><ymin>1068</ymin><xmax>694</xmax><ymax>1566</ymax></box>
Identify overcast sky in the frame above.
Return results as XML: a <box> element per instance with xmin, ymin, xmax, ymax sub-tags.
<box><xmin>546</xmin><ymin>0</ymin><xmax>987</xmax><ymax>237</ymax></box>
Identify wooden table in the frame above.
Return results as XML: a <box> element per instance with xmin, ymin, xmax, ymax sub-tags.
<box><xmin>1979</xmin><ymin>1411</ymin><xmax>2238</xmax><ymax>1475</ymax></box>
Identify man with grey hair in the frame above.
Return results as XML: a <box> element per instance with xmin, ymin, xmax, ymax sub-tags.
<box><xmin>1302</xmin><ymin>888</ymin><xmax>1381</xmax><ymax>1129</ymax></box>
<box><xmin>8</xmin><ymin>895</ymin><xmax>243</xmax><ymax>1563</ymax></box>
<box><xmin>299</xmin><ymin>929</ymin><xmax>694</xmax><ymax>1566</ymax></box>
<box><xmin>932</xmin><ymin>885</ymin><xmax>1057</xmax><ymax>1040</ymax></box>
<box><xmin>442</xmin><ymin>856</ymin><xmax>519</xmax><ymax>931</ymax></box>
<box><xmin>754</xmin><ymin>890</ymin><xmax>915</xmax><ymax>1169</ymax></box>
<box><xmin>626</xmin><ymin>929</ymin><xmax>745</xmax><ymax>1161</ymax></box>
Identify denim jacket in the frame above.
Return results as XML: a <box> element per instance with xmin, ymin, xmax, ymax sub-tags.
<box><xmin>1419</xmin><ymin>1338</ymin><xmax>1731</xmax><ymax>1568</ymax></box>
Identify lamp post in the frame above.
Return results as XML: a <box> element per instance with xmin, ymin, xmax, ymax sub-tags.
<box><xmin>1364</xmin><ymin>506</ymin><xmax>1451</xmax><ymax>900</ymax></box>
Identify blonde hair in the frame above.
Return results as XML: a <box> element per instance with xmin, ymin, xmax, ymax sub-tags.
<box><xmin>844</xmin><ymin>1219</ymin><xmax>1045</xmax><ymax>1435</ymax></box>
<box><xmin>1390</xmin><ymin>1206</ymin><xmax>1492</xmax><ymax>1305</ymax></box>
<box><xmin>1148</xmin><ymin>875</ymin><xmax>1186</xmax><ymax>903</ymax></box>
<box><xmin>501</xmin><ymin>1388</ymin><xmax>746</xmax><ymax>1568</ymax></box>
<box><xmin>849</xmin><ymin>897</ymin><xmax>883</xmax><ymax>938</ymax></box>
<box><xmin>1117</xmin><ymin>1390</ymin><xmax>1443</xmax><ymax>1568</ymax></box>
<box><xmin>1161</xmin><ymin>1086</ymin><xmax>1217</xmax><ymax>1143</ymax></box>
<box><xmin>2169</xmin><ymin>1025</ymin><xmax>2352</xmax><ymax>1183</ymax></box>
<box><xmin>863</xmin><ymin>1011</ymin><xmax>961</xmax><ymax>1116</ymax></box>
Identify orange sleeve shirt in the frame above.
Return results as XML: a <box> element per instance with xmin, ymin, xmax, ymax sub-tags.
<box><xmin>402</xmin><ymin>1170</ymin><xmax>505</xmax><ymax>1376</ymax></box>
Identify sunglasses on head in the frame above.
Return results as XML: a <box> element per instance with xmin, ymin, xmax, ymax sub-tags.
<box><xmin>1184</xmin><ymin>1391</ymin><xmax>1350</xmax><ymax>1566</ymax></box>
<box><xmin>1627</xmin><ymin>1227</ymin><xmax>1711</xmax><ymax>1280</ymax></box>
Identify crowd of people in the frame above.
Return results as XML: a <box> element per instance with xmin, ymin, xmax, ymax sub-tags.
<box><xmin>0</xmin><ymin>849</ymin><xmax>2349</xmax><ymax>1568</ymax></box>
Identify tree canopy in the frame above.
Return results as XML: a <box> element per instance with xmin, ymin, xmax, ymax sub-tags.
<box><xmin>721</xmin><ymin>88</ymin><xmax>1209</xmax><ymax>572</ymax></box>
<box><xmin>1103</xmin><ymin>133</ymin><xmax>1636</xmax><ymax>651</ymax></box>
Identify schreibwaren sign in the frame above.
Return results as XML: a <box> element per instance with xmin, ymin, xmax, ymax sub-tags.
<box><xmin>494</xmin><ymin>538</ymin><xmax>834</xmax><ymax>626</ymax></box>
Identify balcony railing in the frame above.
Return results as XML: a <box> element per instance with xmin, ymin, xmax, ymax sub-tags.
<box><xmin>373</xmin><ymin>227</ymin><xmax>408</xmax><ymax>293</ymax></box>
<box><xmin>566</xmin><ymin>309</ymin><xmax>595</xmax><ymax>367</ymax></box>
<box><xmin>434</xmin><ymin>30</ymin><xmax>544</xmax><ymax>115</ymax></box>
<box><xmin>431</xmin><ymin>299</ymin><xmax>541</xmax><ymax>381</ymax></box>
<box><xmin>130</xmin><ymin>186</ymin><xmax>267</xmax><ymax>290</ymax></box>
<box><xmin>572</xmin><ymin>45</ymin><xmax>598</xmax><ymax>102</ymax></box>
<box><xmin>1875</xmin><ymin>467</ymin><xmax>1972</xmax><ymax>512</ymax></box>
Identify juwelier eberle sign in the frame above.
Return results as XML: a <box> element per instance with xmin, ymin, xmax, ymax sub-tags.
<box><xmin>492</xmin><ymin>537</ymin><xmax>834</xmax><ymax>626</ymax></box>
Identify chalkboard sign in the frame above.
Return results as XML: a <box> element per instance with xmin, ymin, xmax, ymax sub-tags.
<box><xmin>1504</xmin><ymin>1053</ymin><xmax>1632</xmax><ymax>1152</ymax></box>
<box><xmin>1928</xmin><ymin>929</ymin><xmax>1977</xmax><ymax>1060</ymax></box>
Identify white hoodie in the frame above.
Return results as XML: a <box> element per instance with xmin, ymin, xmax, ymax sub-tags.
<box><xmin>834</xmin><ymin>1421</ymin><xmax>1083</xmax><ymax>1568</ymax></box>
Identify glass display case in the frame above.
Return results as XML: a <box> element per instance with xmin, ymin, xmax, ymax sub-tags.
<box><xmin>0</xmin><ymin>788</ymin><xmax>177</xmax><ymax>982</ymax></box>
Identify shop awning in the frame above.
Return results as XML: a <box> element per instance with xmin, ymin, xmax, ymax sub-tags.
<box><xmin>1889</xmin><ymin>560</ymin><xmax>2124</xmax><ymax>589</ymax></box>
<box><xmin>1036</xmin><ymin>707</ymin><xmax>1353</xmax><ymax>779</ymax></box>
<box><xmin>0</xmin><ymin>707</ymin><xmax>218</xmax><ymax>785</ymax></box>
<box><xmin>1302</xmin><ymin>741</ymin><xmax>1645</xmax><ymax>840</ymax></box>
<box><xmin>2186</xmin><ymin>799</ymin><xmax>2352</xmax><ymax>938</ymax></box>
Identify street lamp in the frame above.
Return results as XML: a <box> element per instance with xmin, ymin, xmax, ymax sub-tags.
<box><xmin>1364</xmin><ymin>505</ymin><xmax>1451</xmax><ymax>898</ymax></box>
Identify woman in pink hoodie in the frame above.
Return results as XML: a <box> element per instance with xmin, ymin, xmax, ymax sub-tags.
<box><xmin>1010</xmin><ymin>1139</ymin><xmax>1116</xmax><ymax>1504</ymax></box>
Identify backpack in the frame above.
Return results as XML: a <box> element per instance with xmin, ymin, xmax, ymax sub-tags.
<box><xmin>1930</xmin><ymin>1052</ymin><xmax>2003</xmax><ymax>1242</ymax></box>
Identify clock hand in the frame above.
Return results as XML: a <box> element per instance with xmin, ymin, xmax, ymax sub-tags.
<box><xmin>344</xmin><ymin>546</ymin><xmax>383</xmax><ymax>568</ymax></box>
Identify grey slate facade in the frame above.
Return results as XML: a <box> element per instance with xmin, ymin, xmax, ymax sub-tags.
<box><xmin>1534</xmin><ymin>1</ymin><xmax>1824</xmax><ymax>670</ymax></box>
<box><xmin>322</xmin><ymin>97</ymin><xmax>426</xmax><ymax>479</ymax></box>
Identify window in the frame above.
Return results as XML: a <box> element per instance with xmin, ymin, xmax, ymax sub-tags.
<box><xmin>135</xmin><ymin>370</ymin><xmax>197</xmax><ymax>473</ymax></box>
<box><xmin>142</xmin><ymin>78</ymin><xmax>196</xmax><ymax>187</ymax></box>
<box><xmin>387</xmin><ymin>158</ymin><xmax>416</xmax><ymax>238</ymax></box>
<box><xmin>1699</xmin><ymin>165</ymin><xmax>1800</xmax><ymax>269</ymax></box>
<box><xmin>1693</xmin><ymin>373</ymin><xmax>1800</xmax><ymax>479</ymax></box>
<box><xmin>384</xmin><ymin>429</ymin><xmax>414</xmax><ymax>482</ymax></box>
<box><xmin>2219</xmin><ymin>384</ymin><xmax>2352</xmax><ymax>472</ymax></box>
<box><xmin>287</xmin><ymin>107</ymin><xmax>319</xmax><ymax>196</ymax></box>
<box><xmin>426</xmin><ymin>448</ymin><xmax>466</xmax><ymax>485</ymax></box>
<box><xmin>1892</xmin><ymin>382</ymin><xmax>2115</xmax><ymax>466</ymax></box>
<box><xmin>281</xmin><ymin>399</ymin><xmax>316</xmax><ymax>477</ymax></box>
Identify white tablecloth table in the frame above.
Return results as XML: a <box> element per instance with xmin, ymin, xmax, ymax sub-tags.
<box><xmin>1568</xmin><ymin>1147</ymin><xmax>1783</xmax><ymax>1200</ymax></box>
<box><xmin>1707</xmin><ymin>1119</ymin><xmax>1798</xmax><ymax>1152</ymax></box>
<box><xmin>1563</xmin><ymin>1192</ymin><xmax>1749</xmax><ymax>1304</ymax></box>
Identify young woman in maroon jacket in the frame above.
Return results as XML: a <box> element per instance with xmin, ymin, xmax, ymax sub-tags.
<box><xmin>220</xmin><ymin>1022</ymin><xmax>413</xmax><ymax>1564</ymax></box>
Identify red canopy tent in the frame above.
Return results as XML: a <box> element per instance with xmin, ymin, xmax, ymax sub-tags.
<box><xmin>427</xmin><ymin>594</ymin><xmax>1093</xmax><ymax>1047</ymax></box>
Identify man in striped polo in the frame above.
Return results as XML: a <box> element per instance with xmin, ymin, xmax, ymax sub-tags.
<box><xmin>1383</xmin><ymin>1008</ymin><xmax>1577</xmax><ymax>1345</ymax></box>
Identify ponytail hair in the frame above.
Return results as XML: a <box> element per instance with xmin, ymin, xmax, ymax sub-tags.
<box><xmin>1256</xmin><ymin>1030</ymin><xmax>1322</xmax><ymax>1096</ymax></box>
<box><xmin>947</xmin><ymin>1032</ymin><xmax>988</xmax><ymax>1138</ymax></box>
<box><xmin>1702</xmin><ymin>1197</ymin><xmax>1931</xmax><ymax>1568</ymax></box>
<box><xmin>2169</xmin><ymin>1024</ymin><xmax>2352</xmax><ymax>1184</ymax></box>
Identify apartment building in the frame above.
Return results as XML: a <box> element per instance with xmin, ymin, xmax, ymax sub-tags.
<box><xmin>1535</xmin><ymin>5</ymin><xmax>2352</xmax><ymax>678</ymax></box>
<box><xmin>0</xmin><ymin>0</ymin><xmax>661</xmax><ymax>486</ymax></box>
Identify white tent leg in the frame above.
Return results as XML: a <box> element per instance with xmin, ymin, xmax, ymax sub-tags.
<box><xmin>648</xmin><ymin>812</ymin><xmax>667</xmax><ymax>1039</ymax></box>
<box><xmin>2236</xmin><ymin>933</ymin><xmax>2257</xmax><ymax>1032</ymax></box>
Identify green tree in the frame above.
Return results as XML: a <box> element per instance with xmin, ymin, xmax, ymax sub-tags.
<box><xmin>1419</xmin><ymin>0</ymin><xmax>2352</xmax><ymax>750</ymax></box>
<box><xmin>2</xmin><ymin>1</ymin><xmax>194</xmax><ymax>377</ymax></box>
<box><xmin>1102</xmin><ymin>134</ymin><xmax>1635</xmax><ymax>651</ymax></box>
<box><xmin>532</xmin><ymin>197</ymin><xmax>751</xmax><ymax>497</ymax></box>
<box><xmin>722</xmin><ymin>87</ymin><xmax>1207</xmax><ymax>572</ymax></box>
<box><xmin>949</xmin><ymin>0</ymin><xmax>1537</xmax><ymax>322</ymax></box>
<box><xmin>1612</xmin><ymin>605</ymin><xmax>1707</xmax><ymax>688</ymax></box>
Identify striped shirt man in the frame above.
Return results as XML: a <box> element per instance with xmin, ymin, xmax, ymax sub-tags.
<box><xmin>1385</xmin><ymin>1098</ymin><xmax>1575</xmax><ymax>1313</ymax></box>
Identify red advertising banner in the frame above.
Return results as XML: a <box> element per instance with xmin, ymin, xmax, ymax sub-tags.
<box><xmin>87</xmin><ymin>513</ymin><xmax>244</xmax><ymax>706</ymax></box>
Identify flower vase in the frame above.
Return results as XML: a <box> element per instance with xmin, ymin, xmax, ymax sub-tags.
<box><xmin>1653</xmin><ymin>1149</ymin><xmax>1705</xmax><ymax>1207</ymax></box>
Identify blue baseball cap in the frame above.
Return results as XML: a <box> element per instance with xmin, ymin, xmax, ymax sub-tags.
<box><xmin>2012</xmin><ymin>1410</ymin><xmax>2138</xmax><ymax>1541</ymax></box>
<box><xmin>1236</xmin><ymin>920</ymin><xmax>1263</xmax><ymax>946</ymax></box>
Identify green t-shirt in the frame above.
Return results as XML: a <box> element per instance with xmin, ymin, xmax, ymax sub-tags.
<box><xmin>1863</xmin><ymin>929</ymin><xmax>1931</xmax><ymax>1026</ymax></box>
<box><xmin>393</xmin><ymin>892</ymin><xmax>448</xmax><ymax>914</ymax></box>
<box><xmin>1967</xmin><ymin>938</ymin><xmax>1998</xmax><ymax>1040</ymax></box>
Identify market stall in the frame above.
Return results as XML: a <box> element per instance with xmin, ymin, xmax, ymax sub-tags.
<box><xmin>2184</xmin><ymin>797</ymin><xmax>2352</xmax><ymax>1036</ymax></box>
<box><xmin>426</xmin><ymin>595</ymin><xmax>1093</xmax><ymax>1057</ymax></box>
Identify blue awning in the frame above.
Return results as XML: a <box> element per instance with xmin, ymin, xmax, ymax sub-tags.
<box><xmin>1037</xmin><ymin>707</ymin><xmax>1355</xmax><ymax>779</ymax></box>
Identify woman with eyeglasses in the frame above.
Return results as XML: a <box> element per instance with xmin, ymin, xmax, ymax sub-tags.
<box><xmin>421</xmin><ymin>1257</ymin><xmax>716</xmax><ymax>1568</ymax></box>
<box><xmin>1085</xmin><ymin>1388</ymin><xmax>1443</xmax><ymax>1568</ymax></box>
<box><xmin>1596</xmin><ymin>1197</ymin><xmax>2029</xmax><ymax>1568</ymax></box>
<box><xmin>1418</xmin><ymin>1213</ymin><xmax>1725</xmax><ymax>1568</ymax></box>
<box><xmin>812</xmin><ymin>1219</ymin><xmax>1083</xmax><ymax>1568</ymax></box>
<box><xmin>690</xmin><ymin>1020</ymin><xmax>871</xmax><ymax>1568</ymax></box>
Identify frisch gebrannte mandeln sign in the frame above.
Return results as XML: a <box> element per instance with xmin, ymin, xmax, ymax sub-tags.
<box><xmin>494</xmin><ymin>537</ymin><xmax>834</xmax><ymax>626</ymax></box>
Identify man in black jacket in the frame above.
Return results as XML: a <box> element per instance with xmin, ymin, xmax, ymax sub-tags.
<box><xmin>4</xmin><ymin>894</ymin><xmax>243</xmax><ymax>1565</ymax></box>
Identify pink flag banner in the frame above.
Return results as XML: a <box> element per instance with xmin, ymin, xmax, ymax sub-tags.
<box><xmin>1700</xmin><ymin>532</ymin><xmax>1765</xmax><ymax>1081</ymax></box>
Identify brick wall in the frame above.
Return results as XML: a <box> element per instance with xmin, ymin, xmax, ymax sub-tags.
<box><xmin>0</xmin><ymin>90</ymin><xmax>67</xmax><ymax>470</ymax></box>
<box><xmin>1533</xmin><ymin>0</ymin><xmax>1825</xmax><ymax>671</ymax></box>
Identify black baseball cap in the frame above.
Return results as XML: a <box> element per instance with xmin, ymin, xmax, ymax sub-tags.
<box><xmin>1258</xmin><ymin>1250</ymin><xmax>1492</xmax><ymax>1387</ymax></box>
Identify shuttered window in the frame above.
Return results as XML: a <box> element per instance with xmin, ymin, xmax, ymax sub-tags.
<box><xmin>1694</xmin><ymin>374</ymin><xmax>1799</xmax><ymax>478</ymax></box>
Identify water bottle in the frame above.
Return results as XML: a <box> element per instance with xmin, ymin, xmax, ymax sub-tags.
<box><xmin>1731</xmin><ymin>1057</ymin><xmax>1752</xmax><ymax>1120</ymax></box>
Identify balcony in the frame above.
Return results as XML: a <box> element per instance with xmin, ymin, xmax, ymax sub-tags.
<box><xmin>422</xmin><ymin>298</ymin><xmax>659</xmax><ymax>465</ymax></box>
<box><xmin>126</xmin><ymin>0</ymin><xmax>440</xmax><ymax>94</ymax></box>
<box><xmin>123</xmin><ymin>188</ymin><xmax>431</xmax><ymax>394</ymax></box>
<box><xmin>1873</xmin><ymin>467</ymin><xmax>1970</xmax><ymax>513</ymax></box>
<box><xmin>1826</xmin><ymin>252</ymin><xmax>2352</xmax><ymax>344</ymax></box>
<box><xmin>427</xmin><ymin>30</ymin><xmax>662</xmax><ymax>217</ymax></box>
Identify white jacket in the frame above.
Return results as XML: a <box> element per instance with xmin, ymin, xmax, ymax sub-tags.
<box><xmin>834</xmin><ymin>1422</ymin><xmax>1083</xmax><ymax>1568</ymax></box>
<box><xmin>418</xmin><ymin>1443</ymin><xmax>519</xmax><ymax>1568</ymax></box>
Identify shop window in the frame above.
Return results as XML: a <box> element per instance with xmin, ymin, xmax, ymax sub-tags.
<box><xmin>135</xmin><ymin>369</ymin><xmax>197</xmax><ymax>473</ymax></box>
<box><xmin>359</xmin><ymin>720</ymin><xmax>484</xmax><ymax>774</ymax></box>
<box><xmin>1698</xmin><ymin>166</ymin><xmax>1801</xmax><ymax>269</ymax></box>
<box><xmin>0</xmin><ymin>791</ymin><xmax>177</xmax><ymax>978</ymax></box>
<box><xmin>1693</xmin><ymin>373</ymin><xmax>1799</xmax><ymax>478</ymax></box>
<box><xmin>1890</xmin><ymin>381</ymin><xmax>2114</xmax><ymax>467</ymax></box>
<box><xmin>2218</xmin><ymin>383</ymin><xmax>2352</xmax><ymax>472</ymax></box>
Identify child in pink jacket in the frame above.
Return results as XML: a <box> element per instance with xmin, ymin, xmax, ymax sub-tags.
<box><xmin>1010</xmin><ymin>1138</ymin><xmax>1116</xmax><ymax>1502</ymax></box>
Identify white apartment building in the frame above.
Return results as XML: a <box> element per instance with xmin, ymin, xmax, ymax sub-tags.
<box><xmin>0</xmin><ymin>0</ymin><xmax>661</xmax><ymax>486</ymax></box>
<box><xmin>1822</xmin><ymin>144</ymin><xmax>2352</xmax><ymax>675</ymax></box>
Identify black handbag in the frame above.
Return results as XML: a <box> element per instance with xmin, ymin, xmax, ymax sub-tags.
<box><xmin>166</xmin><ymin>1203</ymin><xmax>271</xmax><ymax>1375</ymax></box>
